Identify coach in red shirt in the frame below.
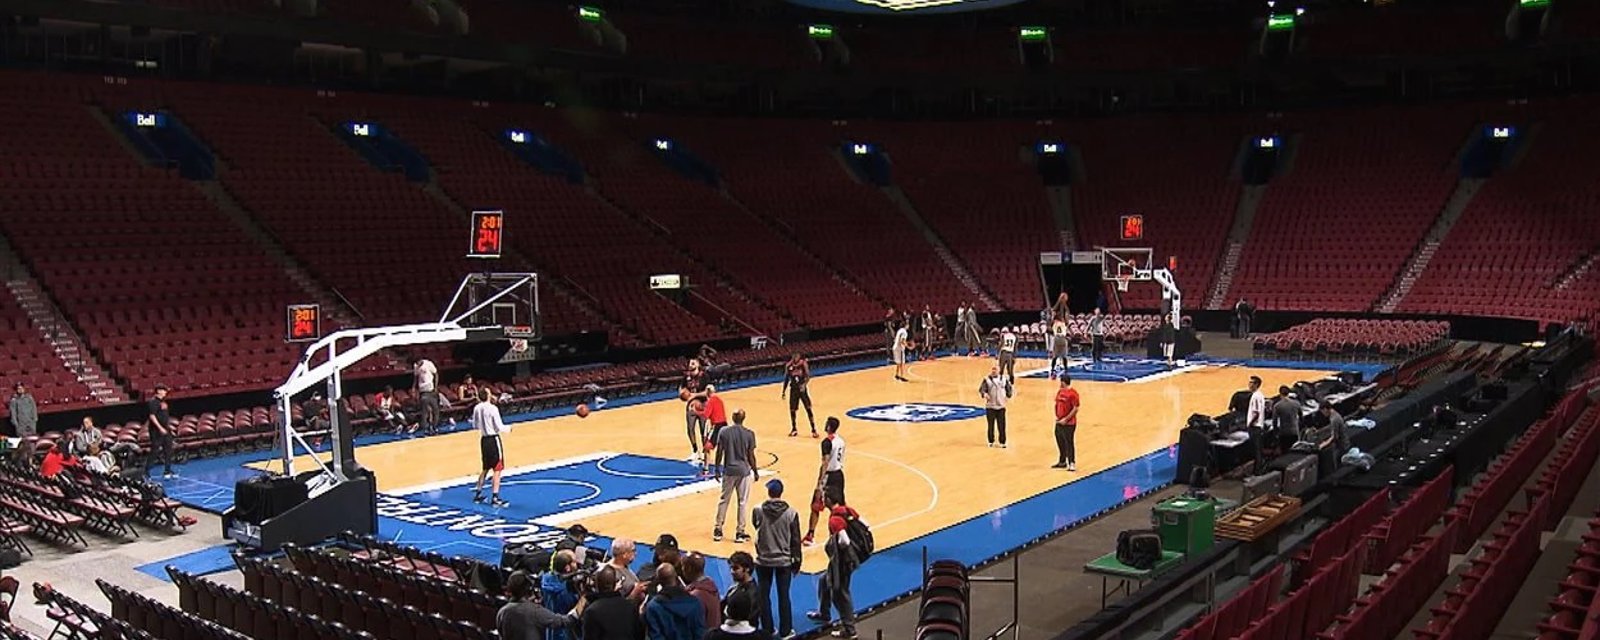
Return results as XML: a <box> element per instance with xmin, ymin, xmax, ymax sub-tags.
<box><xmin>1053</xmin><ymin>375</ymin><xmax>1080</xmax><ymax>471</ymax></box>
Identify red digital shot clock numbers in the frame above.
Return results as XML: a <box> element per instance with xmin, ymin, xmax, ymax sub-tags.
<box><xmin>1120</xmin><ymin>214</ymin><xmax>1145</xmax><ymax>242</ymax></box>
<box><xmin>286</xmin><ymin>304</ymin><xmax>321</xmax><ymax>343</ymax></box>
<box><xmin>469</xmin><ymin>210</ymin><xmax>505</xmax><ymax>259</ymax></box>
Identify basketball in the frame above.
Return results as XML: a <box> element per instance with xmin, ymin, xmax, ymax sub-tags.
<box><xmin>679</xmin><ymin>389</ymin><xmax>691</xmax><ymax>401</ymax></box>
<box><xmin>576</xmin><ymin>404</ymin><xmax>590</xmax><ymax>418</ymax></box>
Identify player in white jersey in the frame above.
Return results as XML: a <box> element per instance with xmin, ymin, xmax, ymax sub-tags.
<box><xmin>803</xmin><ymin>417</ymin><xmax>847</xmax><ymax>546</ymax></box>
<box><xmin>997</xmin><ymin>327</ymin><xmax>1018</xmax><ymax>383</ymax></box>
<box><xmin>470</xmin><ymin>388</ymin><xmax>511</xmax><ymax>508</ymax></box>
<box><xmin>1049</xmin><ymin>317</ymin><xmax>1070</xmax><ymax>378</ymax></box>
<box><xmin>892</xmin><ymin>322</ymin><xmax>909</xmax><ymax>382</ymax></box>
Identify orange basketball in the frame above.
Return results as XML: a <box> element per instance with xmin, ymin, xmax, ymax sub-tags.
<box><xmin>679</xmin><ymin>390</ymin><xmax>691</xmax><ymax>401</ymax></box>
<box><xmin>576</xmin><ymin>404</ymin><xmax>590</xmax><ymax>418</ymax></box>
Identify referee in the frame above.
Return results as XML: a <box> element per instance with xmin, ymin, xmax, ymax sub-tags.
<box><xmin>471</xmin><ymin>388</ymin><xmax>511</xmax><ymax>508</ymax></box>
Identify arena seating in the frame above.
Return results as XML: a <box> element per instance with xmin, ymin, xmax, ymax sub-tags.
<box><xmin>867</xmin><ymin>120</ymin><xmax>1058</xmax><ymax>309</ymax></box>
<box><xmin>239</xmin><ymin>547</ymin><xmax>491</xmax><ymax>639</ymax></box>
<box><xmin>664</xmin><ymin>117</ymin><xmax>971</xmax><ymax>312</ymax></box>
<box><xmin>98</xmin><ymin>578</ymin><xmax>260</xmax><ymax>640</ymax></box>
<box><xmin>1252</xmin><ymin>319</ymin><xmax>1450</xmax><ymax>356</ymax></box>
<box><xmin>1400</xmin><ymin>98</ymin><xmax>1600</xmax><ymax>325</ymax></box>
<box><xmin>0</xmin><ymin>295</ymin><xmax>94</xmax><ymax>412</ymax></box>
<box><xmin>330</xmin><ymin>98</ymin><xmax>690</xmax><ymax>346</ymax></box>
<box><xmin>39</xmin><ymin>582</ymin><xmax>157</xmax><ymax>640</ymax></box>
<box><xmin>1229</xmin><ymin>106</ymin><xmax>1474</xmax><ymax>312</ymax></box>
<box><xmin>1070</xmin><ymin>114</ymin><xmax>1244</xmax><ymax>311</ymax></box>
<box><xmin>0</xmin><ymin>72</ymin><xmax>309</xmax><ymax>400</ymax></box>
<box><xmin>1301</xmin><ymin>4</ymin><xmax>1508</xmax><ymax>60</ymax></box>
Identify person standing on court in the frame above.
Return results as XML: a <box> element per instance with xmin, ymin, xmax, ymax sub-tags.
<box><xmin>979</xmin><ymin>365</ymin><xmax>1014</xmax><ymax>448</ymax></box>
<box><xmin>964</xmin><ymin>304</ymin><xmax>982</xmax><ymax>357</ymax></box>
<box><xmin>953</xmin><ymin>303</ymin><xmax>969</xmax><ymax>355</ymax></box>
<box><xmin>804</xmin><ymin>417</ymin><xmax>847</xmax><ymax>546</ymax></box>
<box><xmin>8</xmin><ymin>382</ymin><xmax>37</xmax><ymax>439</ymax></box>
<box><xmin>997</xmin><ymin>327</ymin><xmax>1018</xmax><ymax>383</ymax></box>
<box><xmin>892</xmin><ymin>322</ymin><xmax>909</xmax><ymax>382</ymax></box>
<box><xmin>1048</xmin><ymin>316</ymin><xmax>1070</xmax><ymax>378</ymax></box>
<box><xmin>1088</xmin><ymin>308</ymin><xmax>1107</xmax><ymax>365</ymax></box>
<box><xmin>752</xmin><ymin>478</ymin><xmax>801</xmax><ymax>637</ymax></box>
<box><xmin>882</xmin><ymin>307</ymin><xmax>897</xmax><ymax>362</ymax></box>
<box><xmin>921</xmin><ymin>305</ymin><xmax>936</xmax><ymax>360</ymax></box>
<box><xmin>1244</xmin><ymin>376</ymin><xmax>1267</xmax><ymax>432</ymax></box>
<box><xmin>781</xmin><ymin>353</ymin><xmax>817</xmax><ymax>438</ymax></box>
<box><xmin>696</xmin><ymin>385</ymin><xmax>730</xmax><ymax>477</ymax></box>
<box><xmin>413</xmin><ymin>358</ymin><xmax>440</xmax><ymax>434</ymax></box>
<box><xmin>1053</xmin><ymin>375</ymin><xmax>1080</xmax><ymax>471</ymax></box>
<box><xmin>714</xmin><ymin>409</ymin><xmax>758</xmax><ymax>544</ymax></box>
<box><xmin>471</xmin><ymin>388</ymin><xmax>512</xmax><ymax>508</ymax></box>
<box><xmin>148</xmin><ymin>384</ymin><xmax>176</xmax><ymax>478</ymax></box>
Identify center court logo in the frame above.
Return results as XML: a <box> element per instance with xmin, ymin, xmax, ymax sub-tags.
<box><xmin>846</xmin><ymin>403</ymin><xmax>986</xmax><ymax>423</ymax></box>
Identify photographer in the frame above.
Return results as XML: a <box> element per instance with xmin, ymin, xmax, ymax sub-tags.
<box><xmin>540</xmin><ymin>550</ymin><xmax>583</xmax><ymax>640</ymax></box>
<box><xmin>498</xmin><ymin>571</ymin><xmax>581</xmax><ymax>640</ymax></box>
<box><xmin>581</xmin><ymin>566</ymin><xmax>646</xmax><ymax>640</ymax></box>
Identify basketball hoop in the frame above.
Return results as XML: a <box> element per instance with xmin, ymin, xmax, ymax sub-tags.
<box><xmin>1116</xmin><ymin>276</ymin><xmax>1132</xmax><ymax>292</ymax></box>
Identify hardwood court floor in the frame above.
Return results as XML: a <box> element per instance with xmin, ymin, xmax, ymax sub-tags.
<box><xmin>274</xmin><ymin>356</ymin><xmax>1334</xmax><ymax>571</ymax></box>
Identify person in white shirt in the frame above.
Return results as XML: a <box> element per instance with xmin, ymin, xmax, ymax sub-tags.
<box><xmin>1088</xmin><ymin>308</ymin><xmax>1107</xmax><ymax>365</ymax></box>
<box><xmin>892</xmin><ymin>322</ymin><xmax>909</xmax><ymax>382</ymax></box>
<box><xmin>1245</xmin><ymin>376</ymin><xmax>1267</xmax><ymax>432</ymax></box>
<box><xmin>997</xmin><ymin>328</ymin><xmax>1018</xmax><ymax>383</ymax></box>
<box><xmin>414</xmin><ymin>358</ymin><xmax>441</xmax><ymax>435</ymax></box>
<box><xmin>471</xmin><ymin>388</ymin><xmax>511</xmax><ymax>507</ymax></box>
<box><xmin>979</xmin><ymin>365</ymin><xmax>1015</xmax><ymax>448</ymax></box>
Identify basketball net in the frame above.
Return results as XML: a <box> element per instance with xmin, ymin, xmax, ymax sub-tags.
<box><xmin>1116</xmin><ymin>276</ymin><xmax>1132</xmax><ymax>292</ymax></box>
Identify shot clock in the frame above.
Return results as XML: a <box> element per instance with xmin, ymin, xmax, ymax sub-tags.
<box><xmin>286</xmin><ymin>304</ymin><xmax>321</xmax><ymax>343</ymax></box>
<box><xmin>1120</xmin><ymin>214</ymin><xmax>1145</xmax><ymax>242</ymax></box>
<box><xmin>469</xmin><ymin>210</ymin><xmax>505</xmax><ymax>259</ymax></box>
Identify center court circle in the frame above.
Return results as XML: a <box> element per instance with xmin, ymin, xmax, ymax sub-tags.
<box><xmin>845</xmin><ymin>403</ymin><xmax>987</xmax><ymax>423</ymax></box>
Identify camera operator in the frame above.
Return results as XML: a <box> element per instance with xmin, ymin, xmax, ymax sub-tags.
<box><xmin>498</xmin><ymin>571</ymin><xmax>582</xmax><ymax>640</ymax></box>
<box><xmin>540</xmin><ymin>550</ymin><xmax>584</xmax><ymax>640</ymax></box>
<box><xmin>580</xmin><ymin>566</ymin><xmax>646</xmax><ymax>640</ymax></box>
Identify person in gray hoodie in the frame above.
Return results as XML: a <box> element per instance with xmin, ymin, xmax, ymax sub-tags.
<box><xmin>9</xmin><ymin>382</ymin><xmax>37</xmax><ymax>438</ymax></box>
<box><xmin>979</xmin><ymin>365</ymin><xmax>1014</xmax><ymax>448</ymax></box>
<box><xmin>751</xmin><ymin>478</ymin><xmax>802</xmax><ymax>638</ymax></box>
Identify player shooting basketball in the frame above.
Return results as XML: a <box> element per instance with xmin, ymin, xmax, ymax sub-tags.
<box><xmin>682</xmin><ymin>358</ymin><xmax>710</xmax><ymax>463</ymax></box>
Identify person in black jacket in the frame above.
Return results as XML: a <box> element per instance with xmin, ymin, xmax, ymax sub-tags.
<box><xmin>497</xmin><ymin>571</ymin><xmax>580</xmax><ymax>640</ymax></box>
<box><xmin>581</xmin><ymin>567</ymin><xmax>646</xmax><ymax>640</ymax></box>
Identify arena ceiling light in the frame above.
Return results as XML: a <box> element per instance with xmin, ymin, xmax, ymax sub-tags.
<box><xmin>784</xmin><ymin>0</ymin><xmax>1027</xmax><ymax>15</ymax></box>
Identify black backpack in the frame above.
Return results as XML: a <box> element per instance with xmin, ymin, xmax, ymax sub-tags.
<box><xmin>1115</xmin><ymin>529</ymin><xmax>1162</xmax><ymax>570</ymax></box>
<box><xmin>844</xmin><ymin>515</ymin><xmax>875</xmax><ymax>563</ymax></box>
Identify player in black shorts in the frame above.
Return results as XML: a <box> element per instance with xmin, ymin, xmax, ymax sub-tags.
<box><xmin>803</xmin><ymin>417</ymin><xmax>847</xmax><ymax>546</ymax></box>
<box><xmin>682</xmin><ymin>358</ymin><xmax>710</xmax><ymax>460</ymax></box>
<box><xmin>781</xmin><ymin>353</ymin><xmax>818</xmax><ymax>438</ymax></box>
<box><xmin>470</xmin><ymin>389</ymin><xmax>510</xmax><ymax>508</ymax></box>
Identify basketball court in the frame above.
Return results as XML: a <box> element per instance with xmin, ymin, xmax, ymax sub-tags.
<box><xmin>160</xmin><ymin>348</ymin><xmax>1374</xmax><ymax>634</ymax></box>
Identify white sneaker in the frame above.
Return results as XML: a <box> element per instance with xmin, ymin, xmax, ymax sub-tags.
<box><xmin>1067</xmin><ymin>463</ymin><xmax>1076</xmax><ymax>472</ymax></box>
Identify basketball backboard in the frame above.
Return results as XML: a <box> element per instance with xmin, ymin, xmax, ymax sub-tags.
<box><xmin>1101</xmin><ymin>247</ymin><xmax>1154</xmax><ymax>282</ymax></box>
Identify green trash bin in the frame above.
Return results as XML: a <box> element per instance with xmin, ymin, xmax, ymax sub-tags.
<box><xmin>1152</xmin><ymin>497</ymin><xmax>1215</xmax><ymax>556</ymax></box>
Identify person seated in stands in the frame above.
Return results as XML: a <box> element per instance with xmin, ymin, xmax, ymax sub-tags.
<box><xmin>70</xmin><ymin>416</ymin><xmax>103</xmax><ymax>457</ymax></box>
<box><xmin>458</xmin><ymin>375</ymin><xmax>480</xmax><ymax>409</ymax></box>
<box><xmin>81</xmin><ymin>440</ymin><xmax>119</xmax><ymax>475</ymax></box>
<box><xmin>40</xmin><ymin>445</ymin><xmax>80</xmax><ymax>479</ymax></box>
<box><xmin>375</xmin><ymin>386</ymin><xmax>411</xmax><ymax>433</ymax></box>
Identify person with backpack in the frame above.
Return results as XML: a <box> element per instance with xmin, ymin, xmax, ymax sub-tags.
<box><xmin>805</xmin><ymin>510</ymin><xmax>862</xmax><ymax>639</ymax></box>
